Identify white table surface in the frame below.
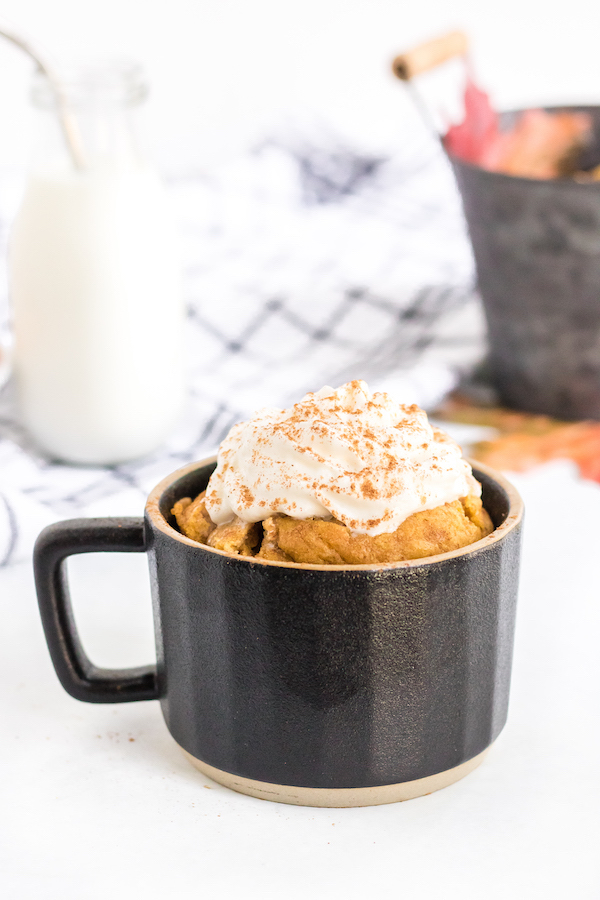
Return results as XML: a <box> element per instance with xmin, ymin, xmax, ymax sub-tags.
<box><xmin>1</xmin><ymin>461</ymin><xmax>599</xmax><ymax>899</ymax></box>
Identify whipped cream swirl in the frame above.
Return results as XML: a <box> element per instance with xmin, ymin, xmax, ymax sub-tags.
<box><xmin>205</xmin><ymin>380</ymin><xmax>479</xmax><ymax>536</ymax></box>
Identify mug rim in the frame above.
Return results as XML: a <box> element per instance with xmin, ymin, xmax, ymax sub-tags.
<box><xmin>145</xmin><ymin>456</ymin><xmax>523</xmax><ymax>572</ymax></box>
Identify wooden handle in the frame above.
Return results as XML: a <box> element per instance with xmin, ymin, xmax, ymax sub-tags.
<box><xmin>392</xmin><ymin>31</ymin><xmax>468</xmax><ymax>81</ymax></box>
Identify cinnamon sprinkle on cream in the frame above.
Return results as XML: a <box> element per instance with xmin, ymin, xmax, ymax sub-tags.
<box><xmin>204</xmin><ymin>380</ymin><xmax>479</xmax><ymax>535</ymax></box>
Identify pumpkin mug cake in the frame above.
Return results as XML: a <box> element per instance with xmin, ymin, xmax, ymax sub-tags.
<box><xmin>34</xmin><ymin>377</ymin><xmax>522</xmax><ymax>806</ymax></box>
<box><xmin>172</xmin><ymin>379</ymin><xmax>493</xmax><ymax>564</ymax></box>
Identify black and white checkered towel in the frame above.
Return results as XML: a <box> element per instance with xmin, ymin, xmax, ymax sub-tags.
<box><xmin>0</xmin><ymin>127</ymin><xmax>485</xmax><ymax>566</ymax></box>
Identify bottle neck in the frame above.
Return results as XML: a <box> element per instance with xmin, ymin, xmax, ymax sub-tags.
<box><xmin>30</xmin><ymin>62</ymin><xmax>148</xmax><ymax>173</ymax></box>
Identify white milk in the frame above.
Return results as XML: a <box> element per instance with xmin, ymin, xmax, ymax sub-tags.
<box><xmin>10</xmin><ymin>161</ymin><xmax>185</xmax><ymax>464</ymax></box>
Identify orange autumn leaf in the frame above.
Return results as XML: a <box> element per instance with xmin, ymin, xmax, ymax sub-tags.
<box><xmin>436</xmin><ymin>394</ymin><xmax>600</xmax><ymax>484</ymax></box>
<box><xmin>473</xmin><ymin>422</ymin><xmax>600</xmax><ymax>481</ymax></box>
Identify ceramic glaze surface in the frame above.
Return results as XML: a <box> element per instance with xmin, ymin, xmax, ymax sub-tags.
<box><xmin>146</xmin><ymin>459</ymin><xmax>521</xmax><ymax>789</ymax></box>
<box><xmin>34</xmin><ymin>458</ymin><xmax>522</xmax><ymax>796</ymax></box>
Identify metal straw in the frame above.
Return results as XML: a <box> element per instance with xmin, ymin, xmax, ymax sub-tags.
<box><xmin>0</xmin><ymin>19</ymin><xmax>86</xmax><ymax>170</ymax></box>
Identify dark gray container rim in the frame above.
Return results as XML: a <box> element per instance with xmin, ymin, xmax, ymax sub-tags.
<box><xmin>146</xmin><ymin>457</ymin><xmax>523</xmax><ymax>572</ymax></box>
<box><xmin>445</xmin><ymin>104</ymin><xmax>600</xmax><ymax>189</ymax></box>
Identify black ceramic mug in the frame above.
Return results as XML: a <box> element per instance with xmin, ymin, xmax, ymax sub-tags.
<box><xmin>34</xmin><ymin>457</ymin><xmax>523</xmax><ymax>807</ymax></box>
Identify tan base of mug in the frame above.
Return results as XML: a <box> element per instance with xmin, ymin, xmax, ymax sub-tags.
<box><xmin>180</xmin><ymin>745</ymin><xmax>490</xmax><ymax>807</ymax></box>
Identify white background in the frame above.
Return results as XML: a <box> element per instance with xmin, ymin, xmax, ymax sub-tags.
<box><xmin>0</xmin><ymin>0</ymin><xmax>599</xmax><ymax>172</ymax></box>
<box><xmin>1</xmin><ymin>5</ymin><xmax>600</xmax><ymax>897</ymax></box>
<box><xmin>2</xmin><ymin>461</ymin><xmax>599</xmax><ymax>898</ymax></box>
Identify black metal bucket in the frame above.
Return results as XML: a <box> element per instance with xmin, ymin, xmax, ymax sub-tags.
<box><xmin>449</xmin><ymin>107</ymin><xmax>600</xmax><ymax>420</ymax></box>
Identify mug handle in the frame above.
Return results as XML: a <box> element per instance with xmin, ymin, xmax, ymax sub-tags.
<box><xmin>33</xmin><ymin>517</ymin><xmax>159</xmax><ymax>703</ymax></box>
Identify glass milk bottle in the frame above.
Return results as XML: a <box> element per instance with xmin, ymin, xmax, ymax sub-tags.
<box><xmin>9</xmin><ymin>62</ymin><xmax>185</xmax><ymax>464</ymax></box>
